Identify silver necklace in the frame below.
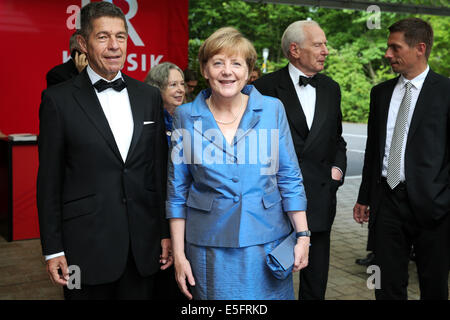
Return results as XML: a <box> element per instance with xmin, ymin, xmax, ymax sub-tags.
<box><xmin>208</xmin><ymin>94</ymin><xmax>244</xmax><ymax>125</ymax></box>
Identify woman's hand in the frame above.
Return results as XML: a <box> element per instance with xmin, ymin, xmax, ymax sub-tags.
<box><xmin>174</xmin><ymin>254</ymin><xmax>196</xmax><ymax>300</ymax></box>
<box><xmin>293</xmin><ymin>237</ymin><xmax>310</xmax><ymax>272</ymax></box>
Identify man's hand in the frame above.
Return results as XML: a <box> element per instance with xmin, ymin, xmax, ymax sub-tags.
<box><xmin>46</xmin><ymin>255</ymin><xmax>69</xmax><ymax>286</ymax></box>
<box><xmin>353</xmin><ymin>203</ymin><xmax>370</xmax><ymax>224</ymax></box>
<box><xmin>74</xmin><ymin>51</ymin><xmax>88</xmax><ymax>73</ymax></box>
<box><xmin>160</xmin><ymin>238</ymin><xmax>174</xmax><ymax>270</ymax></box>
<box><xmin>331</xmin><ymin>167</ymin><xmax>343</xmax><ymax>181</ymax></box>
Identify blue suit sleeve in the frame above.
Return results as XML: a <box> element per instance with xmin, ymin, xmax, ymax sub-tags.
<box><xmin>165</xmin><ymin>110</ymin><xmax>192</xmax><ymax>219</ymax></box>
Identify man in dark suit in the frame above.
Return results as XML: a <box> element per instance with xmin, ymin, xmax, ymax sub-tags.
<box><xmin>37</xmin><ymin>2</ymin><xmax>172</xmax><ymax>299</ymax></box>
<box><xmin>354</xmin><ymin>18</ymin><xmax>449</xmax><ymax>300</ymax></box>
<box><xmin>254</xmin><ymin>20</ymin><xmax>347</xmax><ymax>300</ymax></box>
<box><xmin>46</xmin><ymin>30</ymin><xmax>88</xmax><ymax>87</ymax></box>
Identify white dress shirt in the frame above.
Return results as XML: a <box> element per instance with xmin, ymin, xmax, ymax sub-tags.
<box><xmin>45</xmin><ymin>66</ymin><xmax>134</xmax><ymax>261</ymax></box>
<box><xmin>288</xmin><ymin>63</ymin><xmax>316</xmax><ymax>129</ymax></box>
<box><xmin>288</xmin><ymin>63</ymin><xmax>343</xmax><ymax>178</ymax></box>
<box><xmin>382</xmin><ymin>66</ymin><xmax>429</xmax><ymax>181</ymax></box>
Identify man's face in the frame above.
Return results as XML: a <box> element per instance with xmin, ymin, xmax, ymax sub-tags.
<box><xmin>186</xmin><ymin>80</ymin><xmax>198</xmax><ymax>94</ymax></box>
<box><xmin>248</xmin><ymin>70</ymin><xmax>259</xmax><ymax>83</ymax></box>
<box><xmin>291</xmin><ymin>25</ymin><xmax>328</xmax><ymax>76</ymax></box>
<box><xmin>385</xmin><ymin>32</ymin><xmax>421</xmax><ymax>78</ymax></box>
<box><xmin>79</xmin><ymin>16</ymin><xmax>127</xmax><ymax>80</ymax></box>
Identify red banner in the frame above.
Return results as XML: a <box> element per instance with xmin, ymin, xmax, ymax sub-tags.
<box><xmin>0</xmin><ymin>0</ymin><xmax>189</xmax><ymax>134</ymax></box>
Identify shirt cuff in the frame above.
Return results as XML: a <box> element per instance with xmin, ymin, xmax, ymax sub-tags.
<box><xmin>45</xmin><ymin>252</ymin><xmax>65</xmax><ymax>261</ymax></box>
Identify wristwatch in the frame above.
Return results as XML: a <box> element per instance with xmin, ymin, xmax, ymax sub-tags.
<box><xmin>295</xmin><ymin>230</ymin><xmax>311</xmax><ymax>238</ymax></box>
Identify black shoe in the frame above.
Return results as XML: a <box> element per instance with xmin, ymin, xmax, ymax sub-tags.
<box><xmin>355</xmin><ymin>252</ymin><xmax>375</xmax><ymax>266</ymax></box>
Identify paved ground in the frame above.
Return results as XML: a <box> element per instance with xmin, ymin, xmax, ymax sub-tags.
<box><xmin>0</xmin><ymin>176</ymin><xmax>448</xmax><ymax>300</ymax></box>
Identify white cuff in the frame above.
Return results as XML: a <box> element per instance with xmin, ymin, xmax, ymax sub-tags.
<box><xmin>45</xmin><ymin>252</ymin><xmax>65</xmax><ymax>261</ymax></box>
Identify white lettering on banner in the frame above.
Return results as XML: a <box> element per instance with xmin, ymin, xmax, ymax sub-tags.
<box><xmin>62</xmin><ymin>50</ymin><xmax>71</xmax><ymax>63</ymax></box>
<box><xmin>127</xmin><ymin>53</ymin><xmax>138</xmax><ymax>71</ymax></box>
<box><xmin>151</xmin><ymin>54</ymin><xmax>163</xmax><ymax>67</ymax></box>
<box><xmin>60</xmin><ymin>51</ymin><xmax>163</xmax><ymax>70</ymax></box>
<box><xmin>108</xmin><ymin>0</ymin><xmax>144</xmax><ymax>47</ymax></box>
<box><xmin>126</xmin><ymin>54</ymin><xmax>164</xmax><ymax>72</ymax></box>
<box><xmin>66</xmin><ymin>5</ymin><xmax>80</xmax><ymax>30</ymax></box>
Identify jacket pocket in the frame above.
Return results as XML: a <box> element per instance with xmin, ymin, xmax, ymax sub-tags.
<box><xmin>186</xmin><ymin>192</ymin><xmax>214</xmax><ymax>212</ymax></box>
<box><xmin>63</xmin><ymin>194</ymin><xmax>97</xmax><ymax>221</ymax></box>
<box><xmin>262</xmin><ymin>188</ymin><xmax>282</xmax><ymax>209</ymax></box>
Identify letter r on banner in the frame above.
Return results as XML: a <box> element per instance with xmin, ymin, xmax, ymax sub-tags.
<box><xmin>104</xmin><ymin>0</ymin><xmax>144</xmax><ymax>46</ymax></box>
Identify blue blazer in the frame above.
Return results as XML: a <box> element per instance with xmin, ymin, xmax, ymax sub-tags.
<box><xmin>166</xmin><ymin>85</ymin><xmax>307</xmax><ymax>248</ymax></box>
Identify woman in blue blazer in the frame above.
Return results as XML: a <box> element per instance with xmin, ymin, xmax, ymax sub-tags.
<box><xmin>166</xmin><ymin>27</ymin><xmax>310</xmax><ymax>300</ymax></box>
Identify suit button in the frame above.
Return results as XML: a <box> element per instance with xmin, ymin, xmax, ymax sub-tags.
<box><xmin>233</xmin><ymin>196</ymin><xmax>240</xmax><ymax>203</ymax></box>
<box><xmin>123</xmin><ymin>168</ymin><xmax>129</xmax><ymax>174</ymax></box>
<box><xmin>232</xmin><ymin>177</ymin><xmax>239</xmax><ymax>183</ymax></box>
<box><xmin>122</xmin><ymin>198</ymin><xmax>127</xmax><ymax>203</ymax></box>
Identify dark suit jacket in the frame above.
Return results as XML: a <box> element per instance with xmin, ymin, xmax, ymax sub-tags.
<box><xmin>46</xmin><ymin>59</ymin><xmax>79</xmax><ymax>88</ymax></box>
<box><xmin>357</xmin><ymin>69</ymin><xmax>450</xmax><ymax>227</ymax></box>
<box><xmin>254</xmin><ymin>65</ymin><xmax>347</xmax><ymax>232</ymax></box>
<box><xmin>37</xmin><ymin>69</ymin><xmax>169</xmax><ymax>285</ymax></box>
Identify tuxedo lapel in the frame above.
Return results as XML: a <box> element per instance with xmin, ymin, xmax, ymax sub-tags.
<box><xmin>72</xmin><ymin>70</ymin><xmax>123</xmax><ymax>163</ymax></box>
<box><xmin>303</xmin><ymin>75</ymin><xmax>328</xmax><ymax>152</ymax></box>
<box><xmin>123</xmin><ymin>75</ymin><xmax>144</xmax><ymax>163</ymax></box>
<box><xmin>276</xmin><ymin>66</ymin><xmax>309</xmax><ymax>140</ymax></box>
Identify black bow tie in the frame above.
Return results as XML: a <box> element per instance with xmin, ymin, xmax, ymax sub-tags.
<box><xmin>299</xmin><ymin>75</ymin><xmax>317</xmax><ymax>88</ymax></box>
<box><xmin>93</xmin><ymin>78</ymin><xmax>127</xmax><ymax>92</ymax></box>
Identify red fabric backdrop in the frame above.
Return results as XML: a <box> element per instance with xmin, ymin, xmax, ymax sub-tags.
<box><xmin>0</xmin><ymin>0</ymin><xmax>189</xmax><ymax>135</ymax></box>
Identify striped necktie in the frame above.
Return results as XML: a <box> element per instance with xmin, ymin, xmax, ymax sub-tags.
<box><xmin>386</xmin><ymin>81</ymin><xmax>412</xmax><ymax>189</ymax></box>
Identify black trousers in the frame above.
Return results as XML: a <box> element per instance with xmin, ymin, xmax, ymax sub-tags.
<box><xmin>298</xmin><ymin>230</ymin><xmax>331</xmax><ymax>300</ymax></box>
<box><xmin>374</xmin><ymin>180</ymin><xmax>449</xmax><ymax>300</ymax></box>
<box><xmin>64</xmin><ymin>250</ymin><xmax>156</xmax><ymax>300</ymax></box>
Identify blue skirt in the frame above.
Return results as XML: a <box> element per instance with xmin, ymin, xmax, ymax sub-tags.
<box><xmin>185</xmin><ymin>239</ymin><xmax>295</xmax><ymax>300</ymax></box>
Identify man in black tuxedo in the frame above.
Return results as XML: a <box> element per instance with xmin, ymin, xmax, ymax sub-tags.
<box><xmin>254</xmin><ymin>20</ymin><xmax>347</xmax><ymax>300</ymax></box>
<box><xmin>37</xmin><ymin>2</ymin><xmax>172</xmax><ymax>299</ymax></box>
<box><xmin>354</xmin><ymin>18</ymin><xmax>449</xmax><ymax>300</ymax></box>
<box><xmin>46</xmin><ymin>30</ymin><xmax>88</xmax><ymax>87</ymax></box>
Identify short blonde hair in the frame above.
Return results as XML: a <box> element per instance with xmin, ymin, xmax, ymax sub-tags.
<box><xmin>198</xmin><ymin>27</ymin><xmax>257</xmax><ymax>78</ymax></box>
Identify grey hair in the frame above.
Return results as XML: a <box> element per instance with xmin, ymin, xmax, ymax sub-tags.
<box><xmin>281</xmin><ymin>20</ymin><xmax>320</xmax><ymax>59</ymax></box>
<box><xmin>145</xmin><ymin>62</ymin><xmax>184</xmax><ymax>90</ymax></box>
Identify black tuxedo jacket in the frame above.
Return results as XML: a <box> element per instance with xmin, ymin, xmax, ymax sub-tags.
<box><xmin>37</xmin><ymin>69</ymin><xmax>169</xmax><ymax>285</ymax></box>
<box><xmin>254</xmin><ymin>65</ymin><xmax>347</xmax><ymax>231</ymax></box>
<box><xmin>46</xmin><ymin>59</ymin><xmax>79</xmax><ymax>88</ymax></box>
<box><xmin>357</xmin><ymin>69</ymin><xmax>450</xmax><ymax>227</ymax></box>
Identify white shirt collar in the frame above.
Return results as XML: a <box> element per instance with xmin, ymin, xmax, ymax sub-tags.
<box><xmin>399</xmin><ymin>65</ymin><xmax>429</xmax><ymax>90</ymax></box>
<box><xmin>86</xmin><ymin>65</ymin><xmax>123</xmax><ymax>85</ymax></box>
<box><xmin>288</xmin><ymin>62</ymin><xmax>310</xmax><ymax>83</ymax></box>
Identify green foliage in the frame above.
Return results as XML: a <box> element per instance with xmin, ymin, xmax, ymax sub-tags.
<box><xmin>188</xmin><ymin>0</ymin><xmax>450</xmax><ymax>122</ymax></box>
